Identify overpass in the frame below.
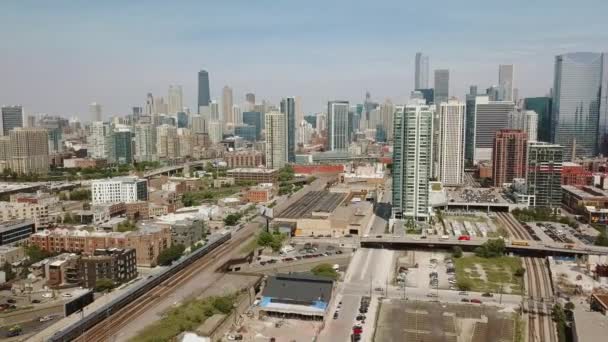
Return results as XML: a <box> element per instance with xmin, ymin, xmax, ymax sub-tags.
<box><xmin>358</xmin><ymin>235</ymin><xmax>608</xmax><ymax>256</ymax></box>
<box><xmin>143</xmin><ymin>159</ymin><xmax>213</xmax><ymax>178</ymax></box>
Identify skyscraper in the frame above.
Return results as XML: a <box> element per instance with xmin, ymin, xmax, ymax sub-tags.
<box><xmin>198</xmin><ymin>70</ymin><xmax>210</xmax><ymax>112</ymax></box>
<box><xmin>156</xmin><ymin>125</ymin><xmax>179</xmax><ymax>160</ymax></box>
<box><xmin>207</xmin><ymin>121</ymin><xmax>223</xmax><ymax>144</ymax></box>
<box><xmin>492</xmin><ymin>129</ymin><xmax>528</xmax><ymax>187</ymax></box>
<box><xmin>265</xmin><ymin>111</ymin><xmax>287</xmax><ymax>169</ymax></box>
<box><xmin>167</xmin><ymin>85</ymin><xmax>183</xmax><ymax>115</ymax></box>
<box><xmin>222</xmin><ymin>86</ymin><xmax>234</xmax><ymax>126</ymax></box>
<box><xmin>8</xmin><ymin>128</ymin><xmax>49</xmax><ymax>175</ymax></box>
<box><xmin>327</xmin><ymin>101</ymin><xmax>350</xmax><ymax>151</ymax></box>
<box><xmin>89</xmin><ymin>102</ymin><xmax>102</xmax><ymax>123</ymax></box>
<box><xmin>552</xmin><ymin>52</ymin><xmax>604</xmax><ymax>160</ymax></box>
<box><xmin>473</xmin><ymin>96</ymin><xmax>515</xmax><ymax>162</ymax></box>
<box><xmin>295</xmin><ymin>96</ymin><xmax>304</xmax><ymax>126</ymax></box>
<box><xmin>527</xmin><ymin>142</ymin><xmax>563</xmax><ymax>207</ymax></box>
<box><xmin>245</xmin><ymin>93</ymin><xmax>255</xmax><ymax>105</ymax></box>
<box><xmin>89</xmin><ymin>122</ymin><xmax>114</xmax><ymax>162</ymax></box>
<box><xmin>524</xmin><ymin>97</ymin><xmax>552</xmax><ymax>143</ymax></box>
<box><xmin>243</xmin><ymin>111</ymin><xmax>262</xmax><ymax>140</ymax></box>
<box><xmin>144</xmin><ymin>93</ymin><xmax>154</xmax><ymax>116</ymax></box>
<box><xmin>498</xmin><ymin>64</ymin><xmax>514</xmax><ymax>102</ymax></box>
<box><xmin>134</xmin><ymin>124</ymin><xmax>157</xmax><ymax>162</ymax></box>
<box><xmin>114</xmin><ymin>128</ymin><xmax>134</xmax><ymax>164</ymax></box>
<box><xmin>379</xmin><ymin>99</ymin><xmax>395</xmax><ymax>141</ymax></box>
<box><xmin>415</xmin><ymin>52</ymin><xmax>429</xmax><ymax>90</ymax></box>
<box><xmin>434</xmin><ymin>69</ymin><xmax>449</xmax><ymax>105</ymax></box>
<box><xmin>508</xmin><ymin>110</ymin><xmax>538</xmax><ymax>142</ymax></box>
<box><xmin>437</xmin><ymin>100</ymin><xmax>465</xmax><ymax>186</ymax></box>
<box><xmin>232</xmin><ymin>105</ymin><xmax>242</xmax><ymax>125</ymax></box>
<box><xmin>465</xmin><ymin>87</ymin><xmax>478</xmax><ymax>162</ymax></box>
<box><xmin>1</xmin><ymin>106</ymin><xmax>24</xmax><ymax>136</ymax></box>
<box><xmin>280</xmin><ymin>97</ymin><xmax>296</xmax><ymax>162</ymax></box>
<box><xmin>210</xmin><ymin>101</ymin><xmax>220</xmax><ymax>121</ymax></box>
<box><xmin>392</xmin><ymin>100</ymin><xmax>433</xmax><ymax>221</ymax></box>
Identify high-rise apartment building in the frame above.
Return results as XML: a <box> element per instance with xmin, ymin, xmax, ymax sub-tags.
<box><xmin>280</xmin><ymin>97</ymin><xmax>296</xmax><ymax>162</ymax></box>
<box><xmin>265</xmin><ymin>111</ymin><xmax>287</xmax><ymax>169</ymax></box>
<box><xmin>210</xmin><ymin>101</ymin><xmax>220</xmax><ymax>121</ymax></box>
<box><xmin>207</xmin><ymin>120</ymin><xmax>223</xmax><ymax>144</ymax></box>
<box><xmin>222</xmin><ymin>86</ymin><xmax>234</xmax><ymax>126</ymax></box>
<box><xmin>473</xmin><ymin>96</ymin><xmax>515</xmax><ymax>162</ymax></box>
<box><xmin>89</xmin><ymin>122</ymin><xmax>114</xmax><ymax>161</ymax></box>
<box><xmin>134</xmin><ymin>124</ymin><xmax>157</xmax><ymax>162</ymax></box>
<box><xmin>7</xmin><ymin>128</ymin><xmax>49</xmax><ymax>175</ymax></box>
<box><xmin>526</xmin><ymin>142</ymin><xmax>563</xmax><ymax>207</ymax></box>
<box><xmin>492</xmin><ymin>129</ymin><xmax>528</xmax><ymax>187</ymax></box>
<box><xmin>198</xmin><ymin>70</ymin><xmax>210</xmax><ymax>112</ymax></box>
<box><xmin>437</xmin><ymin>100</ymin><xmax>465</xmax><ymax>186</ymax></box>
<box><xmin>243</xmin><ymin>111</ymin><xmax>262</xmax><ymax>140</ymax></box>
<box><xmin>167</xmin><ymin>85</ymin><xmax>183</xmax><ymax>115</ymax></box>
<box><xmin>498</xmin><ymin>64</ymin><xmax>514</xmax><ymax>102</ymax></box>
<box><xmin>553</xmin><ymin>52</ymin><xmax>605</xmax><ymax>159</ymax></box>
<box><xmin>91</xmin><ymin>176</ymin><xmax>148</xmax><ymax>204</ymax></box>
<box><xmin>114</xmin><ymin>128</ymin><xmax>133</xmax><ymax>164</ymax></box>
<box><xmin>379</xmin><ymin>100</ymin><xmax>395</xmax><ymax>141</ymax></box>
<box><xmin>392</xmin><ymin>100</ymin><xmax>433</xmax><ymax>221</ymax></box>
<box><xmin>434</xmin><ymin>69</ymin><xmax>449</xmax><ymax>105</ymax></box>
<box><xmin>89</xmin><ymin>102</ymin><xmax>102</xmax><ymax>123</ymax></box>
<box><xmin>295</xmin><ymin>96</ymin><xmax>304</xmax><ymax>126</ymax></box>
<box><xmin>524</xmin><ymin>97</ymin><xmax>552</xmax><ymax>143</ymax></box>
<box><xmin>156</xmin><ymin>125</ymin><xmax>179</xmax><ymax>160</ymax></box>
<box><xmin>1</xmin><ymin>106</ymin><xmax>24</xmax><ymax>136</ymax></box>
<box><xmin>327</xmin><ymin>101</ymin><xmax>350</xmax><ymax>151</ymax></box>
<box><xmin>508</xmin><ymin>110</ymin><xmax>538</xmax><ymax>142</ymax></box>
<box><xmin>465</xmin><ymin>87</ymin><xmax>478</xmax><ymax>162</ymax></box>
<box><xmin>415</xmin><ymin>52</ymin><xmax>429</xmax><ymax>90</ymax></box>
<box><xmin>232</xmin><ymin>105</ymin><xmax>242</xmax><ymax>125</ymax></box>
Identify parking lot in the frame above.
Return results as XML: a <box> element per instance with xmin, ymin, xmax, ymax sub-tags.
<box><xmin>399</xmin><ymin>251</ymin><xmax>457</xmax><ymax>291</ymax></box>
<box><xmin>253</xmin><ymin>242</ymin><xmax>347</xmax><ymax>267</ymax></box>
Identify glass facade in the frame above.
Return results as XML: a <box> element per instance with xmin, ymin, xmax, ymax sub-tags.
<box><xmin>1</xmin><ymin>106</ymin><xmax>24</xmax><ymax>136</ymax></box>
<box><xmin>114</xmin><ymin>131</ymin><xmax>133</xmax><ymax>164</ymax></box>
<box><xmin>433</xmin><ymin>69</ymin><xmax>449</xmax><ymax>105</ymax></box>
<box><xmin>552</xmin><ymin>52</ymin><xmax>604</xmax><ymax>160</ymax></box>
<box><xmin>327</xmin><ymin>101</ymin><xmax>350</xmax><ymax>151</ymax></box>
<box><xmin>234</xmin><ymin>124</ymin><xmax>257</xmax><ymax>141</ymax></box>
<box><xmin>526</xmin><ymin>142</ymin><xmax>563</xmax><ymax>207</ymax></box>
<box><xmin>524</xmin><ymin>97</ymin><xmax>552</xmax><ymax>143</ymax></box>
<box><xmin>242</xmin><ymin>111</ymin><xmax>262</xmax><ymax>140</ymax></box>
<box><xmin>280</xmin><ymin>98</ymin><xmax>296</xmax><ymax>162</ymax></box>
<box><xmin>197</xmin><ymin>70</ymin><xmax>210</xmax><ymax>111</ymax></box>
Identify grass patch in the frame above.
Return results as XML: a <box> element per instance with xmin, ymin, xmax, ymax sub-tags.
<box><xmin>490</xmin><ymin>219</ymin><xmax>510</xmax><ymax>238</ymax></box>
<box><xmin>514</xmin><ymin>313</ymin><xmax>525</xmax><ymax>342</ymax></box>
<box><xmin>130</xmin><ymin>294</ymin><xmax>237</xmax><ymax>342</ymax></box>
<box><xmin>455</xmin><ymin>256</ymin><xmax>523</xmax><ymax>294</ymax></box>
<box><xmin>239</xmin><ymin>236</ymin><xmax>259</xmax><ymax>254</ymax></box>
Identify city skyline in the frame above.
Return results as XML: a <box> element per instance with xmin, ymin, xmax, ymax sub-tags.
<box><xmin>2</xmin><ymin>1</ymin><xmax>608</xmax><ymax>119</ymax></box>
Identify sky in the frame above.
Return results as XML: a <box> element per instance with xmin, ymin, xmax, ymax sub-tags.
<box><xmin>1</xmin><ymin>0</ymin><xmax>608</xmax><ymax>120</ymax></box>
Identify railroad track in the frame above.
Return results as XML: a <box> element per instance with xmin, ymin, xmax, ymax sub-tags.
<box><xmin>524</xmin><ymin>257</ymin><xmax>557</xmax><ymax>342</ymax></box>
<box><xmin>76</xmin><ymin>228</ymin><xmax>255</xmax><ymax>342</ymax></box>
<box><xmin>496</xmin><ymin>212</ymin><xmax>531</xmax><ymax>240</ymax></box>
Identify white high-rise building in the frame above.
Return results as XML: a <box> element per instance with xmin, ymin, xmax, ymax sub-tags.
<box><xmin>316</xmin><ymin>113</ymin><xmax>327</xmax><ymax>133</ymax></box>
<box><xmin>265</xmin><ymin>111</ymin><xmax>287</xmax><ymax>169</ymax></box>
<box><xmin>297</xmin><ymin>120</ymin><xmax>314</xmax><ymax>145</ymax></box>
<box><xmin>232</xmin><ymin>104</ymin><xmax>242</xmax><ymax>125</ymax></box>
<box><xmin>415</xmin><ymin>52</ymin><xmax>429</xmax><ymax>89</ymax></box>
<box><xmin>509</xmin><ymin>109</ymin><xmax>538</xmax><ymax>142</ymax></box>
<box><xmin>189</xmin><ymin>115</ymin><xmax>206</xmax><ymax>134</ymax></box>
<box><xmin>168</xmin><ymin>85</ymin><xmax>183</xmax><ymax>115</ymax></box>
<box><xmin>327</xmin><ymin>101</ymin><xmax>350</xmax><ymax>151</ymax></box>
<box><xmin>89</xmin><ymin>102</ymin><xmax>102</xmax><ymax>122</ymax></box>
<box><xmin>89</xmin><ymin>121</ymin><xmax>114</xmax><ymax>161</ymax></box>
<box><xmin>208</xmin><ymin>120</ymin><xmax>223</xmax><ymax>144</ymax></box>
<box><xmin>154</xmin><ymin>96</ymin><xmax>167</xmax><ymax>115</ymax></box>
<box><xmin>91</xmin><ymin>176</ymin><xmax>148</xmax><ymax>204</ymax></box>
<box><xmin>437</xmin><ymin>100</ymin><xmax>466</xmax><ymax>185</ymax></box>
<box><xmin>177</xmin><ymin>128</ymin><xmax>192</xmax><ymax>158</ymax></box>
<box><xmin>498</xmin><ymin>64</ymin><xmax>514</xmax><ymax>102</ymax></box>
<box><xmin>379</xmin><ymin>99</ymin><xmax>394</xmax><ymax>141</ymax></box>
<box><xmin>156</xmin><ymin>125</ymin><xmax>179</xmax><ymax>160</ymax></box>
<box><xmin>210</xmin><ymin>101</ymin><xmax>220</xmax><ymax>121</ymax></box>
<box><xmin>295</xmin><ymin>96</ymin><xmax>304</xmax><ymax>126</ymax></box>
<box><xmin>134</xmin><ymin>123</ymin><xmax>157</xmax><ymax>162</ymax></box>
<box><xmin>222</xmin><ymin>86</ymin><xmax>234</xmax><ymax>126</ymax></box>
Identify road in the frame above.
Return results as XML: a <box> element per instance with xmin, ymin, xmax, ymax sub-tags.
<box><xmin>368</xmin><ymin>180</ymin><xmax>392</xmax><ymax>235</ymax></box>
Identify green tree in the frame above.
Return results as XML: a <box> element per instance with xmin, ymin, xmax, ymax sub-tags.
<box><xmin>595</xmin><ymin>231</ymin><xmax>608</xmax><ymax>247</ymax></box>
<box><xmin>223</xmin><ymin>213</ymin><xmax>242</xmax><ymax>226</ymax></box>
<box><xmin>2</xmin><ymin>263</ymin><xmax>15</xmax><ymax>281</ymax></box>
<box><xmin>95</xmin><ymin>278</ymin><xmax>116</xmax><ymax>292</ymax></box>
<box><xmin>25</xmin><ymin>245</ymin><xmax>52</xmax><ymax>263</ymax></box>
<box><xmin>456</xmin><ymin>278</ymin><xmax>473</xmax><ymax>291</ymax></box>
<box><xmin>157</xmin><ymin>244</ymin><xmax>186</xmax><ymax>266</ymax></box>
<box><xmin>564</xmin><ymin>301</ymin><xmax>575</xmax><ymax>311</ymax></box>
<box><xmin>278</xmin><ymin>165</ymin><xmax>295</xmax><ymax>182</ymax></box>
<box><xmin>474</xmin><ymin>239</ymin><xmax>506</xmax><ymax>258</ymax></box>
<box><xmin>514</xmin><ymin>267</ymin><xmax>526</xmax><ymax>277</ymax></box>
<box><xmin>117</xmin><ymin>220</ymin><xmax>137</xmax><ymax>232</ymax></box>
<box><xmin>211</xmin><ymin>296</ymin><xmax>235</xmax><ymax>314</ymax></box>
<box><xmin>311</xmin><ymin>263</ymin><xmax>339</xmax><ymax>280</ymax></box>
<box><xmin>451</xmin><ymin>246</ymin><xmax>463</xmax><ymax>258</ymax></box>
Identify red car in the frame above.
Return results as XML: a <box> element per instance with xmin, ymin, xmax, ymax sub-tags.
<box><xmin>470</xmin><ymin>299</ymin><xmax>482</xmax><ymax>304</ymax></box>
<box><xmin>458</xmin><ymin>235</ymin><xmax>471</xmax><ymax>241</ymax></box>
<box><xmin>352</xmin><ymin>327</ymin><xmax>363</xmax><ymax>334</ymax></box>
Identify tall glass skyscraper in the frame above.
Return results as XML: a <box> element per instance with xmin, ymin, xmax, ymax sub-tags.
<box><xmin>327</xmin><ymin>101</ymin><xmax>350</xmax><ymax>151</ymax></box>
<box><xmin>280</xmin><ymin>97</ymin><xmax>296</xmax><ymax>163</ymax></box>
<box><xmin>197</xmin><ymin>70</ymin><xmax>210</xmax><ymax>112</ymax></box>
<box><xmin>524</xmin><ymin>97</ymin><xmax>552</xmax><ymax>143</ymax></box>
<box><xmin>415</xmin><ymin>52</ymin><xmax>429</xmax><ymax>90</ymax></box>
<box><xmin>433</xmin><ymin>69</ymin><xmax>449</xmax><ymax>105</ymax></box>
<box><xmin>552</xmin><ymin>52</ymin><xmax>604</xmax><ymax>160</ymax></box>
<box><xmin>1</xmin><ymin>105</ymin><xmax>24</xmax><ymax>136</ymax></box>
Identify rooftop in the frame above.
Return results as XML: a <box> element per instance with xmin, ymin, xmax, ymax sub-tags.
<box><xmin>0</xmin><ymin>219</ymin><xmax>34</xmax><ymax>232</ymax></box>
<box><xmin>276</xmin><ymin>191</ymin><xmax>347</xmax><ymax>219</ymax></box>
<box><xmin>573</xmin><ymin>309</ymin><xmax>608</xmax><ymax>342</ymax></box>
<box><xmin>563</xmin><ymin>185</ymin><xmax>608</xmax><ymax>199</ymax></box>
<box><xmin>261</xmin><ymin>273</ymin><xmax>333</xmax><ymax>304</ymax></box>
<box><xmin>226</xmin><ymin>168</ymin><xmax>277</xmax><ymax>174</ymax></box>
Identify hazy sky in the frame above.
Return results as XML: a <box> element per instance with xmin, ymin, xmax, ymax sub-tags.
<box><xmin>1</xmin><ymin>0</ymin><xmax>607</xmax><ymax>120</ymax></box>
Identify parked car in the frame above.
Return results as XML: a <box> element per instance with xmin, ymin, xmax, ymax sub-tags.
<box><xmin>471</xmin><ymin>299</ymin><xmax>482</xmax><ymax>304</ymax></box>
<box><xmin>461</xmin><ymin>298</ymin><xmax>470</xmax><ymax>303</ymax></box>
<box><xmin>482</xmin><ymin>292</ymin><xmax>493</xmax><ymax>297</ymax></box>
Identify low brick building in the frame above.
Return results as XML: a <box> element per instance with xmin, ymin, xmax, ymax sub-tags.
<box><xmin>245</xmin><ymin>187</ymin><xmax>274</xmax><ymax>203</ymax></box>
<box><xmin>80</xmin><ymin>248</ymin><xmax>137</xmax><ymax>288</ymax></box>
<box><xmin>226</xmin><ymin>168</ymin><xmax>278</xmax><ymax>184</ymax></box>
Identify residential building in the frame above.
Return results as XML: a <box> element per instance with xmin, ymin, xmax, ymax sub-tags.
<box><xmin>392</xmin><ymin>100</ymin><xmax>433</xmax><ymax>220</ymax></box>
<box><xmin>89</xmin><ymin>102</ymin><xmax>102</xmax><ymax>122</ymax></box>
<box><xmin>224</xmin><ymin>150</ymin><xmax>264</xmax><ymax>168</ymax></box>
<box><xmin>232</xmin><ymin>104</ymin><xmax>242</xmax><ymax>125</ymax></box>
<box><xmin>415</xmin><ymin>52</ymin><xmax>429</xmax><ymax>90</ymax></box>
<box><xmin>156</xmin><ymin>124</ymin><xmax>179</xmax><ymax>160</ymax></box>
<box><xmin>327</xmin><ymin>101</ymin><xmax>349</xmax><ymax>151</ymax></box>
<box><xmin>527</xmin><ymin>142</ymin><xmax>563</xmax><ymax>207</ymax></box>
<box><xmin>242</xmin><ymin>111</ymin><xmax>262</xmax><ymax>140</ymax></box>
<box><xmin>280</xmin><ymin>97</ymin><xmax>296</xmax><ymax>163</ymax></box>
<box><xmin>498</xmin><ymin>64</ymin><xmax>514</xmax><ymax>102</ymax></box>
<box><xmin>114</xmin><ymin>128</ymin><xmax>133</xmax><ymax>164</ymax></box>
<box><xmin>79</xmin><ymin>248</ymin><xmax>137</xmax><ymax>288</ymax></box>
<box><xmin>509</xmin><ymin>109</ymin><xmax>538</xmax><ymax>142</ymax></box>
<box><xmin>8</xmin><ymin>128</ymin><xmax>50</xmax><ymax>174</ymax></box>
<box><xmin>208</xmin><ymin>120</ymin><xmax>223</xmax><ymax>144</ymax></box>
<box><xmin>1</xmin><ymin>105</ymin><xmax>24</xmax><ymax>136</ymax></box>
<box><xmin>245</xmin><ymin>186</ymin><xmax>274</xmax><ymax>203</ymax></box>
<box><xmin>492</xmin><ymin>129</ymin><xmax>528</xmax><ymax>187</ymax></box>
<box><xmin>167</xmin><ymin>85</ymin><xmax>183</xmax><ymax>115</ymax></box>
<box><xmin>434</xmin><ymin>69</ymin><xmax>449</xmax><ymax>105</ymax></box>
<box><xmin>210</xmin><ymin>101</ymin><xmax>220</xmax><ymax>121</ymax></box>
<box><xmin>91</xmin><ymin>176</ymin><xmax>148</xmax><ymax>204</ymax></box>
<box><xmin>0</xmin><ymin>220</ymin><xmax>35</xmax><ymax>246</ymax></box>
<box><xmin>473</xmin><ymin>96</ymin><xmax>515</xmax><ymax>162</ymax></box>
<box><xmin>524</xmin><ymin>97</ymin><xmax>552</xmax><ymax>143</ymax></box>
<box><xmin>0</xmin><ymin>246</ymin><xmax>24</xmax><ymax>266</ymax></box>
<box><xmin>437</xmin><ymin>100</ymin><xmax>465</xmax><ymax>185</ymax></box>
<box><xmin>226</xmin><ymin>168</ymin><xmax>278</xmax><ymax>184</ymax></box>
<box><xmin>222</xmin><ymin>86</ymin><xmax>234</xmax><ymax>127</ymax></box>
<box><xmin>134</xmin><ymin>123</ymin><xmax>157</xmax><ymax>162</ymax></box>
<box><xmin>198</xmin><ymin>70</ymin><xmax>210</xmax><ymax>111</ymax></box>
<box><xmin>265</xmin><ymin>111</ymin><xmax>287</xmax><ymax>169</ymax></box>
<box><xmin>63</xmin><ymin>158</ymin><xmax>107</xmax><ymax>169</ymax></box>
<box><xmin>0</xmin><ymin>202</ymin><xmax>49</xmax><ymax>228</ymax></box>
<box><xmin>553</xmin><ymin>52</ymin><xmax>605</xmax><ymax>159</ymax></box>
<box><xmin>561</xmin><ymin>162</ymin><xmax>593</xmax><ymax>186</ymax></box>
<box><xmin>90</xmin><ymin>122</ymin><xmax>114</xmax><ymax>161</ymax></box>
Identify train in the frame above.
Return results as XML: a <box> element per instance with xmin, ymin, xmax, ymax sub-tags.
<box><xmin>511</xmin><ymin>240</ymin><xmax>530</xmax><ymax>246</ymax></box>
<box><xmin>48</xmin><ymin>231</ymin><xmax>232</xmax><ymax>342</ymax></box>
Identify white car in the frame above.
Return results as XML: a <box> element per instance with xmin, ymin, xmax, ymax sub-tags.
<box><xmin>39</xmin><ymin>315</ymin><xmax>54</xmax><ymax>322</ymax></box>
<box><xmin>61</xmin><ymin>293</ymin><xmax>72</xmax><ymax>298</ymax></box>
<box><xmin>42</xmin><ymin>293</ymin><xmax>52</xmax><ymax>298</ymax></box>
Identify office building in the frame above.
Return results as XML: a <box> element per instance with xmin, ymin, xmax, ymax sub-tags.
<box><xmin>91</xmin><ymin>176</ymin><xmax>148</xmax><ymax>204</ymax></box>
<box><xmin>0</xmin><ymin>220</ymin><xmax>35</xmax><ymax>246</ymax></box>
<box><xmin>89</xmin><ymin>122</ymin><xmax>114</xmax><ymax>162</ymax></box>
<box><xmin>8</xmin><ymin>128</ymin><xmax>50</xmax><ymax>175</ymax></box>
<box><xmin>265</xmin><ymin>111</ymin><xmax>287</xmax><ymax>169</ymax></box>
<box><xmin>198</xmin><ymin>70</ymin><xmax>210</xmax><ymax>111</ymax></box>
<box><xmin>208</xmin><ymin>120</ymin><xmax>223</xmax><ymax>144</ymax></box>
<box><xmin>222</xmin><ymin>86</ymin><xmax>234</xmax><ymax>126</ymax></box>
<box><xmin>527</xmin><ymin>142</ymin><xmax>563</xmax><ymax>207</ymax></box>
<box><xmin>524</xmin><ymin>97</ymin><xmax>552</xmax><ymax>143</ymax></box>
<box><xmin>492</xmin><ymin>129</ymin><xmax>528</xmax><ymax>187</ymax></box>
<box><xmin>379</xmin><ymin>100</ymin><xmax>395</xmax><ymax>141</ymax></box>
<box><xmin>437</xmin><ymin>100</ymin><xmax>465</xmax><ymax>185</ymax></box>
<box><xmin>415</xmin><ymin>52</ymin><xmax>430</xmax><ymax>90</ymax></box>
<box><xmin>156</xmin><ymin>125</ymin><xmax>179</xmax><ymax>160</ymax></box>
<box><xmin>167</xmin><ymin>85</ymin><xmax>183</xmax><ymax>115</ymax></box>
<box><xmin>89</xmin><ymin>103</ymin><xmax>102</xmax><ymax>123</ymax></box>
<box><xmin>317</xmin><ymin>113</ymin><xmax>327</xmax><ymax>133</ymax></box>
<box><xmin>434</xmin><ymin>69</ymin><xmax>449</xmax><ymax>105</ymax></box>
<box><xmin>417</xmin><ymin>89</ymin><xmax>434</xmax><ymax>105</ymax></box>
<box><xmin>304</xmin><ymin>115</ymin><xmax>317</xmax><ymax>129</ymax></box>
<box><xmin>242</xmin><ymin>111</ymin><xmax>262</xmax><ymax>140</ymax></box>
<box><xmin>190</xmin><ymin>114</ymin><xmax>206</xmax><ymax>134</ymax></box>
<box><xmin>1</xmin><ymin>106</ymin><xmax>24</xmax><ymax>136</ymax></box>
<box><xmin>508</xmin><ymin>110</ymin><xmax>538</xmax><ymax>142</ymax></box>
<box><xmin>392</xmin><ymin>100</ymin><xmax>433</xmax><ymax>221</ymax></box>
<box><xmin>234</xmin><ymin>124</ymin><xmax>257</xmax><ymax>141</ymax></box>
<box><xmin>134</xmin><ymin>124</ymin><xmax>157</xmax><ymax>162</ymax></box>
<box><xmin>553</xmin><ymin>52</ymin><xmax>605</xmax><ymax>159</ymax></box>
<box><xmin>498</xmin><ymin>64</ymin><xmax>514</xmax><ymax>102</ymax></box>
<box><xmin>295</xmin><ymin>96</ymin><xmax>304</xmax><ymax>126</ymax></box>
<box><xmin>246</xmin><ymin>93</ymin><xmax>255</xmax><ymax>105</ymax></box>
<box><xmin>176</xmin><ymin>111</ymin><xmax>188</xmax><ymax>128</ymax></box>
<box><xmin>114</xmin><ymin>128</ymin><xmax>133</xmax><ymax>164</ymax></box>
<box><xmin>209</xmin><ymin>101</ymin><xmax>220</xmax><ymax>121</ymax></box>
<box><xmin>280</xmin><ymin>97</ymin><xmax>296</xmax><ymax>162</ymax></box>
<box><xmin>226</xmin><ymin>168</ymin><xmax>278</xmax><ymax>184</ymax></box>
<box><xmin>79</xmin><ymin>248</ymin><xmax>137</xmax><ymax>289</ymax></box>
<box><xmin>473</xmin><ymin>96</ymin><xmax>515</xmax><ymax>162</ymax></box>
<box><xmin>465</xmin><ymin>87</ymin><xmax>478</xmax><ymax>162</ymax></box>
<box><xmin>232</xmin><ymin>104</ymin><xmax>242</xmax><ymax>125</ymax></box>
<box><xmin>327</xmin><ymin>101</ymin><xmax>350</xmax><ymax>151</ymax></box>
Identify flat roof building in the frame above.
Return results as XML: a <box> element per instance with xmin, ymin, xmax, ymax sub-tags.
<box><xmin>0</xmin><ymin>219</ymin><xmax>35</xmax><ymax>246</ymax></box>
